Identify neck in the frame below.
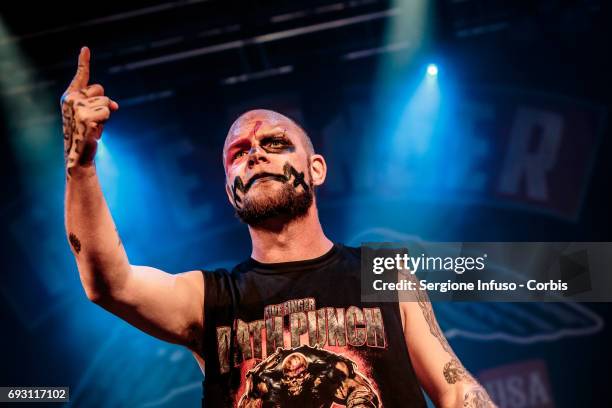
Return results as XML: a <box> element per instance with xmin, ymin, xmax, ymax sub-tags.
<box><xmin>248</xmin><ymin>201</ymin><xmax>333</xmax><ymax>263</ymax></box>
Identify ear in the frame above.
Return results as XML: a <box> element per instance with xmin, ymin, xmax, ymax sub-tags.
<box><xmin>309</xmin><ymin>154</ymin><xmax>327</xmax><ymax>187</ymax></box>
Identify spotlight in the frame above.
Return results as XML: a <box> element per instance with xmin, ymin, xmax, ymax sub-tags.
<box><xmin>426</xmin><ymin>64</ymin><xmax>438</xmax><ymax>77</ymax></box>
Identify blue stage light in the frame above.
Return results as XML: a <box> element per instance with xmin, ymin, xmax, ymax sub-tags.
<box><xmin>427</xmin><ymin>63</ymin><xmax>438</xmax><ymax>77</ymax></box>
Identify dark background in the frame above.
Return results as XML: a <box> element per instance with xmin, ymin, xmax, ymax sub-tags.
<box><xmin>1</xmin><ymin>1</ymin><xmax>610</xmax><ymax>407</ymax></box>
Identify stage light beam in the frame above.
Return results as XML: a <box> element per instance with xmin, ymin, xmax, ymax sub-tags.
<box><xmin>427</xmin><ymin>63</ymin><xmax>438</xmax><ymax>77</ymax></box>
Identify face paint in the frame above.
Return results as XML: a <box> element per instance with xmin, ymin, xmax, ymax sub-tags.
<box><xmin>259</xmin><ymin>130</ymin><xmax>295</xmax><ymax>155</ymax></box>
<box><xmin>249</xmin><ymin>120</ymin><xmax>262</xmax><ymax>137</ymax></box>
<box><xmin>231</xmin><ymin>162</ymin><xmax>309</xmax><ymax>209</ymax></box>
<box><xmin>230</xmin><ymin>162</ymin><xmax>314</xmax><ymax>226</ymax></box>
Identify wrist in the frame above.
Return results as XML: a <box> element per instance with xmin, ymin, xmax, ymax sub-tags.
<box><xmin>66</xmin><ymin>161</ymin><xmax>97</xmax><ymax>180</ymax></box>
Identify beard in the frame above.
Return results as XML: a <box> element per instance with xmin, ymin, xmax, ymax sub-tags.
<box><xmin>235</xmin><ymin>176</ymin><xmax>314</xmax><ymax>226</ymax></box>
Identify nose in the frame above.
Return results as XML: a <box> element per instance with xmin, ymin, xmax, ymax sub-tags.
<box><xmin>247</xmin><ymin>145</ymin><xmax>269</xmax><ymax>168</ymax></box>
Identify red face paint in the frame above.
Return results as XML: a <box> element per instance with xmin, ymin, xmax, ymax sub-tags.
<box><xmin>249</xmin><ymin>121</ymin><xmax>263</xmax><ymax>138</ymax></box>
<box><xmin>225</xmin><ymin>121</ymin><xmax>264</xmax><ymax>172</ymax></box>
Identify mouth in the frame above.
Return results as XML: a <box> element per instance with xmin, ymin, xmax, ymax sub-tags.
<box><xmin>231</xmin><ymin>162</ymin><xmax>309</xmax><ymax>208</ymax></box>
<box><xmin>244</xmin><ymin>172</ymin><xmax>286</xmax><ymax>190</ymax></box>
<box><xmin>252</xmin><ymin>175</ymin><xmax>275</xmax><ymax>183</ymax></box>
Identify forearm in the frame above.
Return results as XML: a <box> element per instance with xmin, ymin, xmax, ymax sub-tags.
<box><xmin>439</xmin><ymin>380</ymin><xmax>496</xmax><ymax>408</ymax></box>
<box><xmin>400</xmin><ymin>299</ymin><xmax>497</xmax><ymax>408</ymax></box>
<box><xmin>65</xmin><ymin>164</ymin><xmax>130</xmax><ymax>301</ymax></box>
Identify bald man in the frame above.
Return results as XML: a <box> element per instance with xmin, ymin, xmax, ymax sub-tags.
<box><xmin>63</xmin><ymin>48</ymin><xmax>495</xmax><ymax>408</ymax></box>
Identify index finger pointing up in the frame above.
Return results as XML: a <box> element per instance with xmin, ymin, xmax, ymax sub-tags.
<box><xmin>67</xmin><ymin>47</ymin><xmax>90</xmax><ymax>92</ymax></box>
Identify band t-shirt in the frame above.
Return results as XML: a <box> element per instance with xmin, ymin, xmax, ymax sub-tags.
<box><xmin>200</xmin><ymin>243</ymin><xmax>426</xmax><ymax>407</ymax></box>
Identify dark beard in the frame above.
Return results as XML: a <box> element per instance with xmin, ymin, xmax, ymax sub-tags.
<box><xmin>235</xmin><ymin>179</ymin><xmax>313</xmax><ymax>226</ymax></box>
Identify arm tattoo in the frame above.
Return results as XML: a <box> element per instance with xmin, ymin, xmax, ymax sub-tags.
<box><xmin>410</xmin><ymin>275</ymin><xmax>494</xmax><ymax>404</ymax></box>
<box><xmin>463</xmin><ymin>388</ymin><xmax>495</xmax><ymax>408</ymax></box>
<box><xmin>443</xmin><ymin>358</ymin><xmax>476</xmax><ymax>384</ymax></box>
<box><xmin>414</xmin><ymin>282</ymin><xmax>453</xmax><ymax>355</ymax></box>
<box><xmin>69</xmin><ymin>233</ymin><xmax>81</xmax><ymax>254</ymax></box>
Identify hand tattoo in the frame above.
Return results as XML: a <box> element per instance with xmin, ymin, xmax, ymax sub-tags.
<box><xmin>61</xmin><ymin>97</ymin><xmax>87</xmax><ymax>177</ymax></box>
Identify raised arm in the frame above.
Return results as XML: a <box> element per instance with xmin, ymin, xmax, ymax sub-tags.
<box><xmin>400</xmin><ymin>290</ymin><xmax>496</xmax><ymax>407</ymax></box>
<box><xmin>63</xmin><ymin>47</ymin><xmax>204</xmax><ymax>352</ymax></box>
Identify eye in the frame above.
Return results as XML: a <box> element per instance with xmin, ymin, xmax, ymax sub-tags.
<box><xmin>263</xmin><ymin>137</ymin><xmax>290</xmax><ymax>148</ymax></box>
<box><xmin>233</xmin><ymin>150</ymin><xmax>247</xmax><ymax>160</ymax></box>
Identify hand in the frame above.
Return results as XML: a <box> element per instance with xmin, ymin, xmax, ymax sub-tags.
<box><xmin>60</xmin><ymin>47</ymin><xmax>119</xmax><ymax>176</ymax></box>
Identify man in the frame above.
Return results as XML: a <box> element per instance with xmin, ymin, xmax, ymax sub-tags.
<box><xmin>62</xmin><ymin>47</ymin><xmax>495</xmax><ymax>407</ymax></box>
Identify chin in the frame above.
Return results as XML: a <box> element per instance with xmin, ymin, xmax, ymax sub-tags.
<box><xmin>247</xmin><ymin>181</ymin><xmax>283</xmax><ymax>197</ymax></box>
<box><xmin>235</xmin><ymin>181</ymin><xmax>313</xmax><ymax>226</ymax></box>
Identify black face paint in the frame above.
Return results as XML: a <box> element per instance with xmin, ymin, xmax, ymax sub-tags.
<box><xmin>231</xmin><ymin>162</ymin><xmax>309</xmax><ymax>208</ymax></box>
<box><xmin>259</xmin><ymin>132</ymin><xmax>295</xmax><ymax>155</ymax></box>
<box><xmin>228</xmin><ymin>159</ymin><xmax>314</xmax><ymax>226</ymax></box>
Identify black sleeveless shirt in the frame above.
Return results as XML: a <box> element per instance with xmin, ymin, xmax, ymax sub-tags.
<box><xmin>201</xmin><ymin>243</ymin><xmax>426</xmax><ymax>407</ymax></box>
